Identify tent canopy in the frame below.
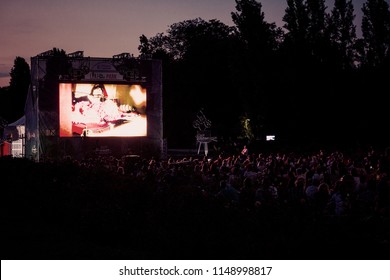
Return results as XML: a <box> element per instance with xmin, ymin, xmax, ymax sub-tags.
<box><xmin>4</xmin><ymin>115</ymin><xmax>25</xmax><ymax>140</ymax></box>
<box><xmin>8</xmin><ymin>115</ymin><xmax>25</xmax><ymax>127</ymax></box>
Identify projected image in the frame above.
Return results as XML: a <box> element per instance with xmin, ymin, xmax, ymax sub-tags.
<box><xmin>59</xmin><ymin>83</ymin><xmax>147</xmax><ymax>137</ymax></box>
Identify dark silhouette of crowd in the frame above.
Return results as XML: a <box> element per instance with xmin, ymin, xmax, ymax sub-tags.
<box><xmin>2</xmin><ymin>145</ymin><xmax>389</xmax><ymax>260</ymax></box>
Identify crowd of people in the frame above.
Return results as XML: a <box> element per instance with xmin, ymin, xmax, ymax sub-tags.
<box><xmin>2</xmin><ymin>144</ymin><xmax>389</xmax><ymax>259</ymax></box>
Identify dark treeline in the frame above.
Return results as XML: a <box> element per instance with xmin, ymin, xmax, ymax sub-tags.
<box><xmin>138</xmin><ymin>0</ymin><xmax>390</xmax><ymax>150</ymax></box>
<box><xmin>1</xmin><ymin>0</ymin><xmax>389</xmax><ymax>150</ymax></box>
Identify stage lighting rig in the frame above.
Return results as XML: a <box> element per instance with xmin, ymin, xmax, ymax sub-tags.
<box><xmin>112</xmin><ymin>52</ymin><xmax>133</xmax><ymax>60</ymax></box>
<box><xmin>37</xmin><ymin>50</ymin><xmax>54</xmax><ymax>57</ymax></box>
<box><xmin>67</xmin><ymin>51</ymin><xmax>84</xmax><ymax>58</ymax></box>
<box><xmin>139</xmin><ymin>53</ymin><xmax>152</xmax><ymax>60</ymax></box>
<box><xmin>64</xmin><ymin>51</ymin><xmax>90</xmax><ymax>80</ymax></box>
<box><xmin>112</xmin><ymin>53</ymin><xmax>145</xmax><ymax>82</ymax></box>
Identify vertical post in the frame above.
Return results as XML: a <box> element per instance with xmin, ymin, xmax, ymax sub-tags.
<box><xmin>22</xmin><ymin>133</ymin><xmax>25</xmax><ymax>158</ymax></box>
<box><xmin>36</xmin><ymin>57</ymin><xmax>40</xmax><ymax>162</ymax></box>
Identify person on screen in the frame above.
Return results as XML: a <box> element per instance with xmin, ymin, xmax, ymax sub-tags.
<box><xmin>72</xmin><ymin>84</ymin><xmax>132</xmax><ymax>125</ymax></box>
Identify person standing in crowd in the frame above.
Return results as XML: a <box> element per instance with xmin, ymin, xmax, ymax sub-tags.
<box><xmin>241</xmin><ymin>145</ymin><xmax>249</xmax><ymax>156</ymax></box>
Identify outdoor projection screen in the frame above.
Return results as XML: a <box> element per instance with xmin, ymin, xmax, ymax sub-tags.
<box><xmin>59</xmin><ymin>83</ymin><xmax>147</xmax><ymax>137</ymax></box>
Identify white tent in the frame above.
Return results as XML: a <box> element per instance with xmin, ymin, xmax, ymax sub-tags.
<box><xmin>4</xmin><ymin>115</ymin><xmax>25</xmax><ymax>157</ymax></box>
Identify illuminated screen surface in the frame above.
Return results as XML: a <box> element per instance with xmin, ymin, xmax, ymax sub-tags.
<box><xmin>59</xmin><ymin>83</ymin><xmax>147</xmax><ymax>137</ymax></box>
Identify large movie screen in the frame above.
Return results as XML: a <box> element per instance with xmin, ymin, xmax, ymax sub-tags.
<box><xmin>59</xmin><ymin>83</ymin><xmax>147</xmax><ymax>137</ymax></box>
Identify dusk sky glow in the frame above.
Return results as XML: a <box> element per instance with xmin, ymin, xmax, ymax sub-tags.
<box><xmin>0</xmin><ymin>0</ymin><xmax>367</xmax><ymax>87</ymax></box>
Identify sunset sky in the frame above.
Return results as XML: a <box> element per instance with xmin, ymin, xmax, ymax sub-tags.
<box><xmin>0</xmin><ymin>0</ymin><xmax>366</xmax><ymax>87</ymax></box>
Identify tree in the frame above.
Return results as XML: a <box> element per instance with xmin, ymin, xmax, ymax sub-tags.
<box><xmin>39</xmin><ymin>48</ymin><xmax>71</xmax><ymax>111</ymax></box>
<box><xmin>355</xmin><ymin>0</ymin><xmax>390</xmax><ymax>143</ymax></box>
<box><xmin>281</xmin><ymin>0</ymin><xmax>312</xmax><ymax>88</ymax></box>
<box><xmin>1</xmin><ymin>57</ymin><xmax>31</xmax><ymax>122</ymax></box>
<box><xmin>138</xmin><ymin>33</ymin><xmax>175</xmax><ymax>61</ymax></box>
<box><xmin>328</xmin><ymin>0</ymin><xmax>357</xmax><ymax>70</ymax></box>
<box><xmin>0</xmin><ymin>87</ymin><xmax>11</xmax><ymax>125</ymax></box>
<box><xmin>283</xmin><ymin>0</ymin><xmax>330</xmax><ymax>62</ymax></box>
<box><xmin>306</xmin><ymin>0</ymin><xmax>328</xmax><ymax>39</ymax></box>
<box><xmin>140</xmin><ymin>18</ymin><xmax>236</xmax><ymax>60</ymax></box>
<box><xmin>361</xmin><ymin>0</ymin><xmax>390</xmax><ymax>68</ymax></box>
<box><xmin>138</xmin><ymin>19</ymin><xmax>240</xmax><ymax>146</ymax></box>
<box><xmin>232</xmin><ymin>0</ymin><xmax>282</xmax><ymax>54</ymax></box>
<box><xmin>283</xmin><ymin>0</ymin><xmax>309</xmax><ymax>45</ymax></box>
<box><xmin>281</xmin><ymin>0</ymin><xmax>344</xmax><ymax>144</ymax></box>
<box><xmin>306</xmin><ymin>0</ymin><xmax>331</xmax><ymax>63</ymax></box>
<box><xmin>231</xmin><ymin>0</ymin><xmax>283</xmax><ymax>139</ymax></box>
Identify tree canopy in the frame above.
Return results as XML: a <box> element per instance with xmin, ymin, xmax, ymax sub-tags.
<box><xmin>0</xmin><ymin>57</ymin><xmax>30</xmax><ymax>123</ymax></box>
<box><xmin>137</xmin><ymin>0</ymin><xmax>390</xmax><ymax>149</ymax></box>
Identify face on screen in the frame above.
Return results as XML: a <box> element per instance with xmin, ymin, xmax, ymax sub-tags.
<box><xmin>59</xmin><ymin>83</ymin><xmax>147</xmax><ymax>137</ymax></box>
